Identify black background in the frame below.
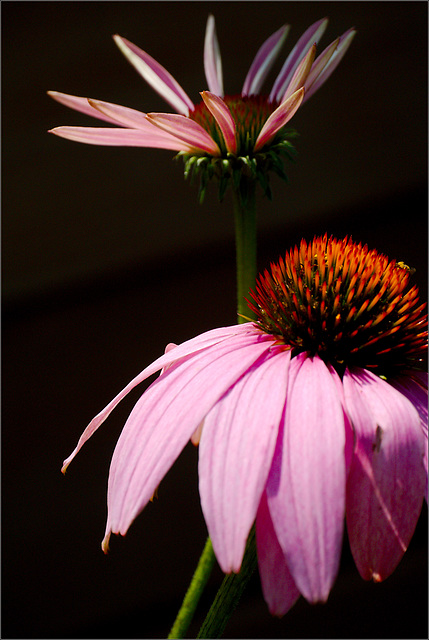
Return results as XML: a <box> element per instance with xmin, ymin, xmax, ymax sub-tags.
<box><xmin>2</xmin><ymin>2</ymin><xmax>428</xmax><ymax>638</ymax></box>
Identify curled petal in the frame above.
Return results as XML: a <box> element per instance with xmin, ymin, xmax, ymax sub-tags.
<box><xmin>242</xmin><ymin>24</ymin><xmax>290</xmax><ymax>97</ymax></box>
<box><xmin>47</xmin><ymin>91</ymin><xmax>120</xmax><ymax>124</ymax></box>
<box><xmin>113</xmin><ymin>35</ymin><xmax>194</xmax><ymax>115</ymax></box>
<box><xmin>199</xmin><ymin>347</ymin><xmax>290</xmax><ymax>572</ymax></box>
<box><xmin>343</xmin><ymin>368</ymin><xmax>425</xmax><ymax>581</ymax></box>
<box><xmin>302</xmin><ymin>37</ymin><xmax>339</xmax><ymax>95</ymax></box>
<box><xmin>304</xmin><ymin>28</ymin><xmax>356</xmax><ymax>102</ymax></box>
<box><xmin>204</xmin><ymin>14</ymin><xmax>224</xmax><ymax>96</ymax></box>
<box><xmin>61</xmin><ymin>323</ymin><xmax>256</xmax><ymax>473</ymax></box>
<box><xmin>146</xmin><ymin>112</ymin><xmax>221</xmax><ymax>155</ymax></box>
<box><xmin>281</xmin><ymin>43</ymin><xmax>316</xmax><ymax>103</ymax></box>
<box><xmin>256</xmin><ymin>491</ymin><xmax>300</xmax><ymax>616</ymax></box>
<box><xmin>267</xmin><ymin>353</ymin><xmax>346</xmax><ymax>603</ymax></box>
<box><xmin>254</xmin><ymin>88</ymin><xmax>304</xmax><ymax>152</ymax></box>
<box><xmin>200</xmin><ymin>91</ymin><xmax>237</xmax><ymax>153</ymax></box>
<box><xmin>49</xmin><ymin>126</ymin><xmax>194</xmax><ymax>150</ymax></box>
<box><xmin>103</xmin><ymin>328</ymin><xmax>276</xmax><ymax>549</ymax></box>
<box><xmin>270</xmin><ymin>17</ymin><xmax>329</xmax><ymax>102</ymax></box>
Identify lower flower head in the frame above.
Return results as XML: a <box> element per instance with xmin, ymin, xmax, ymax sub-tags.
<box><xmin>62</xmin><ymin>235</ymin><xmax>427</xmax><ymax>617</ymax></box>
<box><xmin>248</xmin><ymin>234</ymin><xmax>427</xmax><ymax>376</ymax></box>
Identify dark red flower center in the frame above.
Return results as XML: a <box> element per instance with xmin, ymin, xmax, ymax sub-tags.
<box><xmin>247</xmin><ymin>235</ymin><xmax>428</xmax><ymax>376</ymax></box>
<box><xmin>189</xmin><ymin>94</ymin><xmax>280</xmax><ymax>155</ymax></box>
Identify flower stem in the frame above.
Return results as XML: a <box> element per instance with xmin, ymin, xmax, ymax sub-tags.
<box><xmin>232</xmin><ymin>180</ymin><xmax>257</xmax><ymax>323</ymax></box>
<box><xmin>168</xmin><ymin>536</ymin><xmax>217</xmax><ymax>639</ymax></box>
<box><xmin>196</xmin><ymin>527</ymin><xmax>258</xmax><ymax>639</ymax></box>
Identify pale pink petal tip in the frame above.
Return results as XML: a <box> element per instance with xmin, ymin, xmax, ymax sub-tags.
<box><xmin>204</xmin><ymin>14</ymin><xmax>224</xmax><ymax>96</ymax></box>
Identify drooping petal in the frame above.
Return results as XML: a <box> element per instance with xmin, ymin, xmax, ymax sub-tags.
<box><xmin>242</xmin><ymin>24</ymin><xmax>290</xmax><ymax>97</ymax></box>
<box><xmin>62</xmin><ymin>323</ymin><xmax>256</xmax><ymax>472</ymax></box>
<box><xmin>47</xmin><ymin>91</ymin><xmax>121</xmax><ymax>125</ymax></box>
<box><xmin>267</xmin><ymin>353</ymin><xmax>346</xmax><ymax>603</ymax></box>
<box><xmin>200</xmin><ymin>91</ymin><xmax>237</xmax><ymax>153</ymax></box>
<box><xmin>391</xmin><ymin>372</ymin><xmax>428</xmax><ymax>500</ymax></box>
<box><xmin>199</xmin><ymin>346</ymin><xmax>290</xmax><ymax>572</ymax></box>
<box><xmin>113</xmin><ymin>35</ymin><xmax>194</xmax><ymax>115</ymax></box>
<box><xmin>281</xmin><ymin>43</ymin><xmax>316</xmax><ymax>103</ymax></box>
<box><xmin>303</xmin><ymin>28</ymin><xmax>356</xmax><ymax>102</ymax></box>
<box><xmin>256</xmin><ymin>491</ymin><xmax>301</xmax><ymax>616</ymax></box>
<box><xmin>254</xmin><ymin>88</ymin><xmax>304</xmax><ymax>152</ymax></box>
<box><xmin>146</xmin><ymin>112</ymin><xmax>221</xmax><ymax>155</ymax></box>
<box><xmin>48</xmin><ymin>126</ymin><xmax>194</xmax><ymax>150</ymax></box>
<box><xmin>103</xmin><ymin>327</ymin><xmax>277</xmax><ymax>550</ymax></box>
<box><xmin>343</xmin><ymin>367</ymin><xmax>425</xmax><ymax>582</ymax></box>
<box><xmin>204</xmin><ymin>14</ymin><xmax>224</xmax><ymax>96</ymax></box>
<box><xmin>270</xmin><ymin>17</ymin><xmax>329</xmax><ymax>103</ymax></box>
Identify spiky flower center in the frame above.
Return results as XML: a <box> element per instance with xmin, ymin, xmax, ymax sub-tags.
<box><xmin>189</xmin><ymin>94</ymin><xmax>280</xmax><ymax>155</ymax></box>
<box><xmin>248</xmin><ymin>235</ymin><xmax>428</xmax><ymax>376</ymax></box>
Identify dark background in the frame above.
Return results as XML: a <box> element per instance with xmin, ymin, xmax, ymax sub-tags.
<box><xmin>2</xmin><ymin>1</ymin><xmax>428</xmax><ymax>638</ymax></box>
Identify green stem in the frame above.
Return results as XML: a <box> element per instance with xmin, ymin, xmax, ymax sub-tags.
<box><xmin>168</xmin><ymin>537</ymin><xmax>216</xmax><ymax>639</ymax></box>
<box><xmin>168</xmin><ymin>179</ymin><xmax>259</xmax><ymax>638</ymax></box>
<box><xmin>232</xmin><ymin>180</ymin><xmax>257</xmax><ymax>323</ymax></box>
<box><xmin>196</xmin><ymin>527</ymin><xmax>258</xmax><ymax>639</ymax></box>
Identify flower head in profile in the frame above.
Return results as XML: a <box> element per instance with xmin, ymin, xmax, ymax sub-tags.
<box><xmin>62</xmin><ymin>235</ymin><xmax>427</xmax><ymax>616</ymax></box>
<box><xmin>48</xmin><ymin>16</ymin><xmax>355</xmax><ymax>201</ymax></box>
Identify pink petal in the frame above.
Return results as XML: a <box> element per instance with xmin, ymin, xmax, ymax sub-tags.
<box><xmin>47</xmin><ymin>91</ymin><xmax>121</xmax><ymax>124</ymax></box>
<box><xmin>343</xmin><ymin>368</ymin><xmax>425</xmax><ymax>581</ymax></box>
<box><xmin>113</xmin><ymin>35</ymin><xmax>194</xmax><ymax>115</ymax></box>
<box><xmin>199</xmin><ymin>346</ymin><xmax>291</xmax><ymax>572</ymax></box>
<box><xmin>204</xmin><ymin>15</ymin><xmax>224</xmax><ymax>96</ymax></box>
<box><xmin>146</xmin><ymin>112</ymin><xmax>221</xmax><ymax>155</ymax></box>
<box><xmin>270</xmin><ymin>17</ymin><xmax>329</xmax><ymax>102</ymax></box>
<box><xmin>62</xmin><ymin>323</ymin><xmax>257</xmax><ymax>472</ymax></box>
<box><xmin>103</xmin><ymin>327</ymin><xmax>277</xmax><ymax>549</ymax></box>
<box><xmin>304</xmin><ymin>28</ymin><xmax>356</xmax><ymax>102</ymax></box>
<box><xmin>254</xmin><ymin>88</ymin><xmax>304</xmax><ymax>152</ymax></box>
<box><xmin>256</xmin><ymin>491</ymin><xmax>301</xmax><ymax>616</ymax></box>
<box><xmin>242</xmin><ymin>25</ymin><xmax>290</xmax><ymax>97</ymax></box>
<box><xmin>48</xmin><ymin>126</ymin><xmax>194</xmax><ymax>150</ymax></box>
<box><xmin>266</xmin><ymin>353</ymin><xmax>346</xmax><ymax>603</ymax></box>
<box><xmin>281</xmin><ymin>44</ymin><xmax>316</xmax><ymax>103</ymax></box>
<box><xmin>302</xmin><ymin>37</ymin><xmax>339</xmax><ymax>96</ymax></box>
<box><xmin>200</xmin><ymin>91</ymin><xmax>237</xmax><ymax>153</ymax></box>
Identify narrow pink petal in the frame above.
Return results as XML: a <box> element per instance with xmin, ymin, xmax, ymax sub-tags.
<box><xmin>267</xmin><ymin>353</ymin><xmax>346</xmax><ymax>603</ymax></box>
<box><xmin>47</xmin><ymin>91</ymin><xmax>120</xmax><ymax>124</ymax></box>
<box><xmin>62</xmin><ymin>323</ymin><xmax>257</xmax><ymax>472</ymax></box>
<box><xmin>303</xmin><ymin>28</ymin><xmax>356</xmax><ymax>102</ymax></box>
<box><xmin>204</xmin><ymin>14</ymin><xmax>224</xmax><ymax>96</ymax></box>
<box><xmin>113</xmin><ymin>35</ymin><xmax>194</xmax><ymax>115</ymax></box>
<box><xmin>254</xmin><ymin>88</ymin><xmax>304</xmax><ymax>152</ymax></box>
<box><xmin>343</xmin><ymin>368</ymin><xmax>425</xmax><ymax>581</ymax></box>
<box><xmin>48</xmin><ymin>126</ymin><xmax>194</xmax><ymax>150</ymax></box>
<box><xmin>146</xmin><ymin>113</ymin><xmax>220</xmax><ymax>155</ymax></box>
<box><xmin>270</xmin><ymin>17</ymin><xmax>329</xmax><ymax>102</ymax></box>
<box><xmin>103</xmin><ymin>328</ymin><xmax>277</xmax><ymax>548</ymax></box>
<box><xmin>87</xmin><ymin>99</ymin><xmax>150</xmax><ymax>129</ymax></box>
<box><xmin>281</xmin><ymin>44</ymin><xmax>316</xmax><ymax>102</ymax></box>
<box><xmin>302</xmin><ymin>37</ymin><xmax>339</xmax><ymax>95</ymax></box>
<box><xmin>200</xmin><ymin>91</ymin><xmax>237</xmax><ymax>153</ymax></box>
<box><xmin>256</xmin><ymin>491</ymin><xmax>301</xmax><ymax>616</ymax></box>
<box><xmin>199</xmin><ymin>346</ymin><xmax>290</xmax><ymax>572</ymax></box>
<box><xmin>242</xmin><ymin>25</ymin><xmax>290</xmax><ymax>97</ymax></box>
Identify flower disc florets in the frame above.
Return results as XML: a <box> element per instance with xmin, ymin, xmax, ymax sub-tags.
<box><xmin>248</xmin><ymin>235</ymin><xmax>428</xmax><ymax>376</ymax></box>
<box><xmin>179</xmin><ymin>94</ymin><xmax>298</xmax><ymax>203</ymax></box>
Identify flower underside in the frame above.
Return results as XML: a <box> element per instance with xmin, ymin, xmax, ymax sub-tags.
<box><xmin>248</xmin><ymin>235</ymin><xmax>428</xmax><ymax>377</ymax></box>
<box><xmin>179</xmin><ymin>94</ymin><xmax>298</xmax><ymax>203</ymax></box>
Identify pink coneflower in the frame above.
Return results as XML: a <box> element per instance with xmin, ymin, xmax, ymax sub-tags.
<box><xmin>48</xmin><ymin>15</ymin><xmax>355</xmax><ymax>200</ymax></box>
<box><xmin>62</xmin><ymin>235</ymin><xmax>427</xmax><ymax>615</ymax></box>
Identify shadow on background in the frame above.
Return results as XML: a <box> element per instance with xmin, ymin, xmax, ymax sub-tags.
<box><xmin>2</xmin><ymin>1</ymin><xmax>428</xmax><ymax>638</ymax></box>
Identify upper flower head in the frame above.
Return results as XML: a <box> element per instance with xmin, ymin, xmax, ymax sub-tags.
<box><xmin>62</xmin><ymin>235</ymin><xmax>427</xmax><ymax>616</ymax></box>
<box><xmin>48</xmin><ymin>15</ymin><xmax>355</xmax><ymax>201</ymax></box>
